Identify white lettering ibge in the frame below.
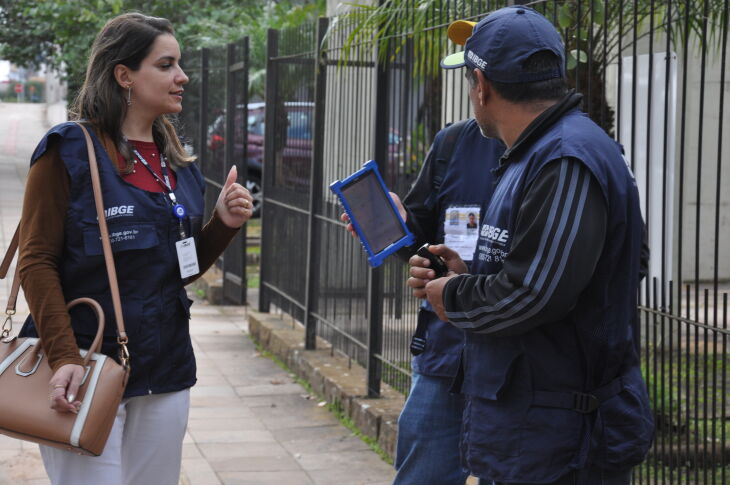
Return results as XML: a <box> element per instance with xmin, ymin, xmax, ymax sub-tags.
<box><xmin>467</xmin><ymin>50</ymin><xmax>488</xmax><ymax>70</ymax></box>
<box><xmin>104</xmin><ymin>205</ymin><xmax>135</xmax><ymax>218</ymax></box>
<box><xmin>480</xmin><ymin>224</ymin><xmax>510</xmax><ymax>245</ymax></box>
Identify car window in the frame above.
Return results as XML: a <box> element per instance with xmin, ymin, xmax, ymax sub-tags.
<box><xmin>287</xmin><ymin>110</ymin><xmax>312</xmax><ymax>140</ymax></box>
<box><xmin>248</xmin><ymin>112</ymin><xmax>265</xmax><ymax>135</ymax></box>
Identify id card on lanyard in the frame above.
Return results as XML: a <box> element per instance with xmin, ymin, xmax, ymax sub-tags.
<box><xmin>130</xmin><ymin>144</ymin><xmax>200</xmax><ymax>279</ymax></box>
<box><xmin>444</xmin><ymin>205</ymin><xmax>481</xmax><ymax>262</ymax></box>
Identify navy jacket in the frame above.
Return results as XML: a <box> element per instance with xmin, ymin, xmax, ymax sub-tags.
<box><xmin>400</xmin><ymin>120</ymin><xmax>502</xmax><ymax>377</ymax></box>
<box><xmin>443</xmin><ymin>95</ymin><xmax>654</xmax><ymax>481</ymax></box>
<box><xmin>20</xmin><ymin>123</ymin><xmax>205</xmax><ymax>398</ymax></box>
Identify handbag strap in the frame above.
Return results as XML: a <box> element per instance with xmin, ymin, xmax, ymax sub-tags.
<box><xmin>0</xmin><ymin>123</ymin><xmax>129</xmax><ymax>366</ymax></box>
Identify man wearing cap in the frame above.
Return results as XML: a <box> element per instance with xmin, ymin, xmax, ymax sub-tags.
<box><xmin>408</xmin><ymin>5</ymin><xmax>654</xmax><ymax>484</ymax></box>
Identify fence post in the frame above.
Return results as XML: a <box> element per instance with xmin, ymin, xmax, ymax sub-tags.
<box><xmin>198</xmin><ymin>48</ymin><xmax>209</xmax><ymax>178</ymax></box>
<box><xmin>239</xmin><ymin>38</ymin><xmax>250</xmax><ymax>303</ymax></box>
<box><xmin>303</xmin><ymin>17</ymin><xmax>330</xmax><ymax>350</ymax></box>
<box><xmin>258</xmin><ymin>29</ymin><xmax>279</xmax><ymax>314</ymax></box>
<box><xmin>221</xmin><ymin>38</ymin><xmax>249</xmax><ymax>305</ymax></box>
<box><xmin>367</xmin><ymin>26</ymin><xmax>390</xmax><ymax>399</ymax></box>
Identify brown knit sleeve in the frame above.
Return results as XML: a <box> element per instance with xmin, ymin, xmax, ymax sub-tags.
<box><xmin>18</xmin><ymin>143</ymin><xmax>84</xmax><ymax>371</ymax></box>
<box><xmin>187</xmin><ymin>210</ymin><xmax>240</xmax><ymax>284</ymax></box>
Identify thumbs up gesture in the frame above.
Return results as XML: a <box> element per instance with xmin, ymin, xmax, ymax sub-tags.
<box><xmin>215</xmin><ymin>166</ymin><xmax>254</xmax><ymax>228</ymax></box>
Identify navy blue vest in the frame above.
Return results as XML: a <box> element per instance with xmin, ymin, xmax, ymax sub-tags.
<box><xmin>413</xmin><ymin>120</ymin><xmax>502</xmax><ymax>378</ymax></box>
<box><xmin>459</xmin><ymin>110</ymin><xmax>653</xmax><ymax>481</ymax></box>
<box><xmin>20</xmin><ymin>122</ymin><xmax>205</xmax><ymax>398</ymax></box>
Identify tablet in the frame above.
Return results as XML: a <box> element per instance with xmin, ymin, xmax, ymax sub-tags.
<box><xmin>330</xmin><ymin>160</ymin><xmax>415</xmax><ymax>267</ymax></box>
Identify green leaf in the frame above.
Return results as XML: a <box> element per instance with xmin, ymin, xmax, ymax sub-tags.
<box><xmin>592</xmin><ymin>0</ymin><xmax>605</xmax><ymax>25</ymax></box>
<box><xmin>570</xmin><ymin>48</ymin><xmax>588</xmax><ymax>63</ymax></box>
<box><xmin>567</xmin><ymin>52</ymin><xmax>577</xmax><ymax>70</ymax></box>
<box><xmin>558</xmin><ymin>2</ymin><xmax>574</xmax><ymax>30</ymax></box>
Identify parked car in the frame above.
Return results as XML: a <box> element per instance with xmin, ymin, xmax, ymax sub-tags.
<box><xmin>207</xmin><ymin>102</ymin><xmax>314</xmax><ymax>217</ymax></box>
<box><xmin>207</xmin><ymin>102</ymin><xmax>403</xmax><ymax>217</ymax></box>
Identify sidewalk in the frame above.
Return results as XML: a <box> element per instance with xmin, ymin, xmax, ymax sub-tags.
<box><xmin>0</xmin><ymin>103</ymin><xmax>395</xmax><ymax>485</ymax></box>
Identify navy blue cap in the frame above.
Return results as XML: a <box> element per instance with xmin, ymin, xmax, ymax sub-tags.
<box><xmin>441</xmin><ymin>6</ymin><xmax>566</xmax><ymax>83</ymax></box>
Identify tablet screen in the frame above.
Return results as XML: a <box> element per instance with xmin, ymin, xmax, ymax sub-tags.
<box><xmin>340</xmin><ymin>170</ymin><xmax>406</xmax><ymax>254</ymax></box>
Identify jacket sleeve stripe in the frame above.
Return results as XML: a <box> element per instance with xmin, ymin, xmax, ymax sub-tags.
<box><xmin>447</xmin><ymin>160</ymin><xmax>592</xmax><ymax>333</ymax></box>
<box><xmin>470</xmin><ymin>168</ymin><xmax>591</xmax><ymax>333</ymax></box>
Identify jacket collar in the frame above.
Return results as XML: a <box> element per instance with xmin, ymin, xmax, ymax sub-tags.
<box><xmin>493</xmin><ymin>90</ymin><xmax>583</xmax><ymax>176</ymax></box>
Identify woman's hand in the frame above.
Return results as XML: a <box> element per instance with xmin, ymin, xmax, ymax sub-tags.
<box><xmin>215</xmin><ymin>166</ymin><xmax>254</xmax><ymax>228</ymax></box>
<box><xmin>49</xmin><ymin>363</ymin><xmax>85</xmax><ymax>413</ymax></box>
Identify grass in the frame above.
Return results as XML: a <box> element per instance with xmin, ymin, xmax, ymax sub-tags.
<box><xmin>642</xmin><ymin>352</ymin><xmax>728</xmax><ymax>442</ymax></box>
<box><xmin>635</xmin><ymin>461</ymin><xmax>730</xmax><ymax>483</ymax></box>
<box><xmin>247</xmin><ymin>271</ymin><xmax>260</xmax><ymax>289</ymax></box>
<box><xmin>248</xmin><ymin>336</ymin><xmax>393</xmax><ymax>465</ymax></box>
<box><xmin>246</xmin><ymin>218</ymin><xmax>261</xmax><ymax>238</ymax></box>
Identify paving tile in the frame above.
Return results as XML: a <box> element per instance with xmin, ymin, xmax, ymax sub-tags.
<box><xmin>307</xmin><ymin>468</ymin><xmax>395</xmax><ymax>485</ymax></box>
<box><xmin>198</xmin><ymin>442</ymin><xmax>289</xmax><ymax>460</ymax></box>
<box><xmin>278</xmin><ymin>434</ymin><xmax>370</xmax><ymax>455</ymax></box>
<box><xmin>188</xmin><ymin>406</ymin><xmax>256</xmax><ymax>419</ymax></box>
<box><xmin>270</xmin><ymin>424</ymin><xmax>350</xmax><ymax>443</ymax></box>
<box><xmin>296</xmin><ymin>449</ymin><xmax>392</xmax><ymax>472</ymax></box>
<box><xmin>190</xmin><ymin>396</ymin><xmax>248</xmax><ymax>408</ymax></box>
<box><xmin>181</xmin><ymin>458</ymin><xmax>222</xmax><ymax>485</ymax></box>
<box><xmin>191</xmin><ymin>385</ymin><xmax>239</xmax><ymax>398</ymax></box>
<box><xmin>183</xmin><ymin>443</ymin><xmax>204</xmax><ymax>459</ymax></box>
<box><xmin>206</xmin><ymin>454</ymin><xmax>301</xmax><ymax>473</ymax></box>
<box><xmin>218</xmin><ymin>471</ymin><xmax>314</xmax><ymax>485</ymax></box>
<box><xmin>187</xmin><ymin>418</ymin><xmax>266</xmax><ymax>432</ymax></box>
<box><xmin>233</xmin><ymin>383</ymin><xmax>304</xmax><ymax>397</ymax></box>
<box><xmin>188</xmin><ymin>429</ymin><xmax>277</xmax><ymax>444</ymax></box>
<box><xmin>239</xmin><ymin>394</ymin><xmax>316</xmax><ymax>409</ymax></box>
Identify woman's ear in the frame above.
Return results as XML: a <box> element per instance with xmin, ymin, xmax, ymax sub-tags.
<box><xmin>113</xmin><ymin>64</ymin><xmax>132</xmax><ymax>89</ymax></box>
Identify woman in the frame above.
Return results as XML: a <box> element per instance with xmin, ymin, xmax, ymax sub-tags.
<box><xmin>17</xmin><ymin>13</ymin><xmax>253</xmax><ymax>484</ymax></box>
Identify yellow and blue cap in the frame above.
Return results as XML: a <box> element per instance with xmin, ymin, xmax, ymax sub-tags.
<box><xmin>440</xmin><ymin>6</ymin><xmax>566</xmax><ymax>83</ymax></box>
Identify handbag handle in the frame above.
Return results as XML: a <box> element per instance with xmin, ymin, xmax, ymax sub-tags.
<box><xmin>0</xmin><ymin>123</ymin><xmax>129</xmax><ymax>367</ymax></box>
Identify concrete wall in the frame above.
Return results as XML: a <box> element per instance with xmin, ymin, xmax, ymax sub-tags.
<box><xmin>673</xmin><ymin>37</ymin><xmax>730</xmax><ymax>283</ymax></box>
<box><xmin>606</xmin><ymin>32</ymin><xmax>730</xmax><ymax>283</ymax></box>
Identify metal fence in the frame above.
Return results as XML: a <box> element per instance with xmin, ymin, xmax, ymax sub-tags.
<box><xmin>255</xmin><ymin>0</ymin><xmax>729</xmax><ymax>481</ymax></box>
<box><xmin>179</xmin><ymin>38</ymin><xmax>250</xmax><ymax>305</ymax></box>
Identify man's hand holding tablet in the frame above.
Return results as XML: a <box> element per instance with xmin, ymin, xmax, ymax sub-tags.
<box><xmin>330</xmin><ymin>161</ymin><xmax>415</xmax><ymax>267</ymax></box>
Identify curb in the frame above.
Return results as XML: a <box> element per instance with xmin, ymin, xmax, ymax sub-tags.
<box><xmin>189</xmin><ymin>266</ymin><xmax>225</xmax><ymax>304</ymax></box>
<box><xmin>247</xmin><ymin>309</ymin><xmax>404</xmax><ymax>460</ymax></box>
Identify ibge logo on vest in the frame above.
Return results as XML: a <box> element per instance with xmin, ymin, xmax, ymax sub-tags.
<box><xmin>104</xmin><ymin>205</ymin><xmax>135</xmax><ymax>220</ymax></box>
<box><xmin>477</xmin><ymin>223</ymin><xmax>510</xmax><ymax>263</ymax></box>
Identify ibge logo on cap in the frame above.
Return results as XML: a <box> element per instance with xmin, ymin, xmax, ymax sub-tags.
<box><xmin>466</xmin><ymin>50</ymin><xmax>487</xmax><ymax>70</ymax></box>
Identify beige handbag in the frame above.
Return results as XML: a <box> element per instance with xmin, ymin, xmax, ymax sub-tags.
<box><xmin>0</xmin><ymin>123</ymin><xmax>130</xmax><ymax>456</ymax></box>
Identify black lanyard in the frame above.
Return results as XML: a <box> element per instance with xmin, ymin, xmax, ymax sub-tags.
<box><xmin>129</xmin><ymin>145</ymin><xmax>187</xmax><ymax>239</ymax></box>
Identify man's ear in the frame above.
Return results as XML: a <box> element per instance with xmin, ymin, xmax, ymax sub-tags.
<box><xmin>474</xmin><ymin>69</ymin><xmax>491</xmax><ymax>107</ymax></box>
<box><xmin>113</xmin><ymin>64</ymin><xmax>132</xmax><ymax>89</ymax></box>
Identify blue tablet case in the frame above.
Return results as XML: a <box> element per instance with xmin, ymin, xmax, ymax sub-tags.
<box><xmin>330</xmin><ymin>160</ymin><xmax>415</xmax><ymax>267</ymax></box>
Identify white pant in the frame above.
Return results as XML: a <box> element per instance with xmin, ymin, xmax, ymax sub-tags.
<box><xmin>40</xmin><ymin>389</ymin><xmax>190</xmax><ymax>485</ymax></box>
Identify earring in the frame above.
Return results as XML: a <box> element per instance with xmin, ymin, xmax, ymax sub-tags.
<box><xmin>126</xmin><ymin>85</ymin><xmax>132</xmax><ymax>106</ymax></box>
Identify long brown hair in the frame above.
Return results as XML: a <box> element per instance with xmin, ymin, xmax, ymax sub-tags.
<box><xmin>70</xmin><ymin>12</ymin><xmax>195</xmax><ymax>171</ymax></box>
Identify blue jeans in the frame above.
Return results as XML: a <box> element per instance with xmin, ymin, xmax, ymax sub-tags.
<box><xmin>491</xmin><ymin>468</ymin><xmax>632</xmax><ymax>485</ymax></box>
<box><xmin>393</xmin><ymin>373</ymin><xmax>469</xmax><ymax>485</ymax></box>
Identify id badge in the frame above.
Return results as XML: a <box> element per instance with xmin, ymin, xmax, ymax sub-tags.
<box><xmin>444</xmin><ymin>205</ymin><xmax>481</xmax><ymax>262</ymax></box>
<box><xmin>175</xmin><ymin>237</ymin><xmax>200</xmax><ymax>279</ymax></box>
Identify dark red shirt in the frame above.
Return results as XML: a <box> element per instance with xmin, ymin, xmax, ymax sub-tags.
<box><xmin>117</xmin><ymin>140</ymin><xmax>177</xmax><ymax>192</ymax></box>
